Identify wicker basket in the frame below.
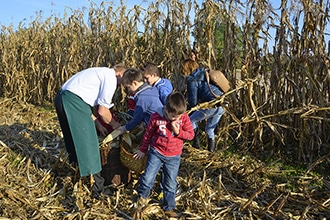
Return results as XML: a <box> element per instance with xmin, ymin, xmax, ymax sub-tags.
<box><xmin>120</xmin><ymin>142</ymin><xmax>147</xmax><ymax>174</ymax></box>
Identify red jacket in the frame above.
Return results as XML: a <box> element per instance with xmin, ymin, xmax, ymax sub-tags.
<box><xmin>140</xmin><ymin>110</ymin><xmax>194</xmax><ymax>156</ymax></box>
<box><xmin>127</xmin><ymin>92</ymin><xmax>136</xmax><ymax>111</ymax></box>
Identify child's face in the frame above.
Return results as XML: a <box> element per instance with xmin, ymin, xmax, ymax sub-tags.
<box><xmin>165</xmin><ymin>108</ymin><xmax>183</xmax><ymax>121</ymax></box>
<box><xmin>144</xmin><ymin>73</ymin><xmax>158</xmax><ymax>85</ymax></box>
<box><xmin>125</xmin><ymin>81</ymin><xmax>140</xmax><ymax>92</ymax></box>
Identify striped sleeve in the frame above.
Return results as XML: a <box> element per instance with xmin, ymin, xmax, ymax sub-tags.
<box><xmin>176</xmin><ymin>113</ymin><xmax>194</xmax><ymax>141</ymax></box>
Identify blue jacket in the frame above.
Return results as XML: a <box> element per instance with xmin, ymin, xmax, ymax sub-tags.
<box><xmin>186</xmin><ymin>68</ymin><xmax>223</xmax><ymax>110</ymax></box>
<box><xmin>125</xmin><ymin>83</ymin><xmax>163</xmax><ymax>131</ymax></box>
<box><xmin>154</xmin><ymin>78</ymin><xmax>173</xmax><ymax>105</ymax></box>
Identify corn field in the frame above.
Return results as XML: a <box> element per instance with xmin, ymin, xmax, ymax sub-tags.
<box><xmin>0</xmin><ymin>0</ymin><xmax>329</xmax><ymax>174</ymax></box>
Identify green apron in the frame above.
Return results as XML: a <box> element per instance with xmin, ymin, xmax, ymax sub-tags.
<box><xmin>61</xmin><ymin>90</ymin><xmax>101</xmax><ymax>176</ymax></box>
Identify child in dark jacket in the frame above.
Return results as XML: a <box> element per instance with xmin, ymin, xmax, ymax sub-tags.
<box><xmin>181</xmin><ymin>59</ymin><xmax>226</xmax><ymax>152</ymax></box>
<box><xmin>134</xmin><ymin>92</ymin><xmax>194</xmax><ymax>218</ymax></box>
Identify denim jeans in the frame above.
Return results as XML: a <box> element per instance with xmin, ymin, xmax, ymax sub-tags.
<box><xmin>189</xmin><ymin>106</ymin><xmax>225</xmax><ymax>138</ymax></box>
<box><xmin>138</xmin><ymin>147</ymin><xmax>180</xmax><ymax>211</ymax></box>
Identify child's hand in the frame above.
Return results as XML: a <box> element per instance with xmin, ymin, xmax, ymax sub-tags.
<box><xmin>171</xmin><ymin>119</ymin><xmax>180</xmax><ymax>135</ymax></box>
<box><xmin>133</xmin><ymin>150</ymin><xmax>145</xmax><ymax>160</ymax></box>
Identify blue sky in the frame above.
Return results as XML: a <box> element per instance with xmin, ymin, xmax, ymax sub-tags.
<box><xmin>0</xmin><ymin>0</ymin><xmax>137</xmax><ymax>26</ymax></box>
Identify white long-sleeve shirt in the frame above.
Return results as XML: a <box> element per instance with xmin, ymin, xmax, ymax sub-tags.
<box><xmin>62</xmin><ymin>67</ymin><xmax>116</xmax><ymax>109</ymax></box>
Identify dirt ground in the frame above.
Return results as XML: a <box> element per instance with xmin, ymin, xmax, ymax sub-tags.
<box><xmin>0</xmin><ymin>97</ymin><xmax>329</xmax><ymax>220</ymax></box>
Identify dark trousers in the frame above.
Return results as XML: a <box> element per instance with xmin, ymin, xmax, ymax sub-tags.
<box><xmin>92</xmin><ymin>172</ymin><xmax>105</xmax><ymax>193</ymax></box>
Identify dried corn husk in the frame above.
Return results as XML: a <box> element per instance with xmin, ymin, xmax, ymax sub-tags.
<box><xmin>122</xmin><ymin>132</ymin><xmax>132</xmax><ymax>147</ymax></box>
<box><xmin>102</xmin><ymin>129</ymin><xmax>121</xmax><ymax>145</ymax></box>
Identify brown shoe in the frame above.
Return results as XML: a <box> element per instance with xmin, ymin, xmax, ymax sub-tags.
<box><xmin>164</xmin><ymin>210</ymin><xmax>181</xmax><ymax>218</ymax></box>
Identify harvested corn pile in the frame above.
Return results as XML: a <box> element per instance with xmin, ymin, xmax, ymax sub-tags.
<box><xmin>0</xmin><ymin>97</ymin><xmax>329</xmax><ymax>220</ymax></box>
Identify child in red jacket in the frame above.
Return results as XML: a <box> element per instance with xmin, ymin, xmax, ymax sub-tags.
<box><xmin>134</xmin><ymin>92</ymin><xmax>194</xmax><ymax>218</ymax></box>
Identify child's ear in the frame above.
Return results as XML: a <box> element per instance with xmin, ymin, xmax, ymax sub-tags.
<box><xmin>132</xmin><ymin>80</ymin><xmax>138</xmax><ymax>86</ymax></box>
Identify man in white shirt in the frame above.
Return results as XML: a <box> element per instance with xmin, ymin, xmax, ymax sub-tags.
<box><xmin>54</xmin><ymin>63</ymin><xmax>126</xmax><ymax>199</ymax></box>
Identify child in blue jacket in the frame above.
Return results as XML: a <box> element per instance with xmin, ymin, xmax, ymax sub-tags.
<box><xmin>118</xmin><ymin>68</ymin><xmax>164</xmax><ymax>133</ymax></box>
<box><xmin>141</xmin><ymin>62</ymin><xmax>173</xmax><ymax>105</ymax></box>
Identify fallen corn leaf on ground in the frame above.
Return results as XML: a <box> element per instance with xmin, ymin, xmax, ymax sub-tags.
<box><xmin>0</xmin><ymin>97</ymin><xmax>329</xmax><ymax>219</ymax></box>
